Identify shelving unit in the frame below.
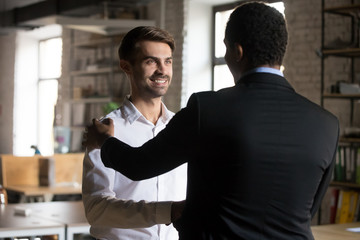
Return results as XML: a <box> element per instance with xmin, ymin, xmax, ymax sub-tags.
<box><xmin>320</xmin><ymin>2</ymin><xmax>360</xmax><ymax>127</ymax></box>
<box><xmin>319</xmin><ymin>0</ymin><xmax>360</xmax><ymax>225</ymax></box>
<box><xmin>320</xmin><ymin>0</ymin><xmax>360</xmax><ymax>155</ymax></box>
<box><xmin>66</xmin><ymin>32</ymin><xmax>126</xmax><ymax>152</ymax></box>
<box><xmin>52</xmin><ymin>1</ymin><xmax>156</xmax><ymax>153</ymax></box>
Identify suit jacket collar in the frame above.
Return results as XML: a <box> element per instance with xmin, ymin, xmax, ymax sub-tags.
<box><xmin>236</xmin><ymin>72</ymin><xmax>295</xmax><ymax>92</ymax></box>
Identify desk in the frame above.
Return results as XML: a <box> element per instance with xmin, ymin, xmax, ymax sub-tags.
<box><xmin>0</xmin><ymin>201</ymin><xmax>90</xmax><ymax>240</ymax></box>
<box><xmin>312</xmin><ymin>222</ymin><xmax>360</xmax><ymax>240</ymax></box>
<box><xmin>20</xmin><ymin>201</ymin><xmax>90</xmax><ymax>240</ymax></box>
<box><xmin>6</xmin><ymin>184</ymin><xmax>82</xmax><ymax>202</ymax></box>
<box><xmin>0</xmin><ymin>205</ymin><xmax>65</xmax><ymax>240</ymax></box>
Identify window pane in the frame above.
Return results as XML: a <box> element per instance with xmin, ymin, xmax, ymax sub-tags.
<box><xmin>38</xmin><ymin>79</ymin><xmax>58</xmax><ymax>156</ymax></box>
<box><xmin>214</xmin><ymin>64</ymin><xmax>234</xmax><ymax>91</ymax></box>
<box><xmin>39</xmin><ymin>38</ymin><xmax>62</xmax><ymax>79</ymax></box>
<box><xmin>215</xmin><ymin>10</ymin><xmax>232</xmax><ymax>58</ymax></box>
<box><xmin>270</xmin><ymin>2</ymin><xmax>285</xmax><ymax>16</ymax></box>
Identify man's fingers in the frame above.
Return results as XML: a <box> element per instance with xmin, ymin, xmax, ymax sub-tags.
<box><xmin>93</xmin><ymin>117</ymin><xmax>113</xmax><ymax>126</ymax></box>
<box><xmin>101</xmin><ymin>118</ymin><xmax>113</xmax><ymax>125</ymax></box>
<box><xmin>83</xmin><ymin>117</ymin><xmax>114</xmax><ymax>149</ymax></box>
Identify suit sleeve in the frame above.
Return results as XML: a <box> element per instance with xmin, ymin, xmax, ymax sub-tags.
<box><xmin>101</xmin><ymin>93</ymin><xmax>200</xmax><ymax>180</ymax></box>
<box><xmin>310</xmin><ymin>125</ymin><xmax>339</xmax><ymax>217</ymax></box>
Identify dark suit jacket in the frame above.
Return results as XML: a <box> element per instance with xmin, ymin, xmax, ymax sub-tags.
<box><xmin>101</xmin><ymin>72</ymin><xmax>339</xmax><ymax>240</ymax></box>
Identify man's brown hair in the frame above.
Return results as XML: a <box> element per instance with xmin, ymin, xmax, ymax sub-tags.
<box><xmin>118</xmin><ymin>26</ymin><xmax>175</xmax><ymax>63</ymax></box>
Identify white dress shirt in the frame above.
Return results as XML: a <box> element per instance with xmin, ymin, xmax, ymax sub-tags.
<box><xmin>82</xmin><ymin>97</ymin><xmax>187</xmax><ymax>240</ymax></box>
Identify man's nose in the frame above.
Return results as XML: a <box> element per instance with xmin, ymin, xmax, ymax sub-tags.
<box><xmin>156</xmin><ymin>61</ymin><xmax>167</xmax><ymax>73</ymax></box>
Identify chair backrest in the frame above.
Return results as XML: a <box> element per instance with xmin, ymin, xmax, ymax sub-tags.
<box><xmin>0</xmin><ymin>153</ymin><xmax>85</xmax><ymax>187</ymax></box>
<box><xmin>0</xmin><ymin>154</ymin><xmax>40</xmax><ymax>187</ymax></box>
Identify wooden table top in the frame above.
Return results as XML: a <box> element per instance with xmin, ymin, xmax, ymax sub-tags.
<box><xmin>312</xmin><ymin>222</ymin><xmax>360</xmax><ymax>240</ymax></box>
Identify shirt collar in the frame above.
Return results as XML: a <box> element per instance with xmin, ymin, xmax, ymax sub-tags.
<box><xmin>240</xmin><ymin>67</ymin><xmax>284</xmax><ymax>81</ymax></box>
<box><xmin>122</xmin><ymin>95</ymin><xmax>173</xmax><ymax>125</ymax></box>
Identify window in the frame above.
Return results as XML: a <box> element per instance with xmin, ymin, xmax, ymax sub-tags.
<box><xmin>13</xmin><ymin>25</ymin><xmax>62</xmax><ymax>156</ymax></box>
<box><xmin>38</xmin><ymin>37</ymin><xmax>62</xmax><ymax>155</ymax></box>
<box><xmin>212</xmin><ymin>1</ymin><xmax>285</xmax><ymax>91</ymax></box>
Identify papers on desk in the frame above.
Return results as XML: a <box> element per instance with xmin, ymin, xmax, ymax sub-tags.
<box><xmin>346</xmin><ymin>227</ymin><xmax>360</xmax><ymax>233</ymax></box>
<box><xmin>14</xmin><ymin>207</ymin><xmax>32</xmax><ymax>216</ymax></box>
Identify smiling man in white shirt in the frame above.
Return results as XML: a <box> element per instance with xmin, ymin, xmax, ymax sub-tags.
<box><xmin>82</xmin><ymin>26</ymin><xmax>187</xmax><ymax>240</ymax></box>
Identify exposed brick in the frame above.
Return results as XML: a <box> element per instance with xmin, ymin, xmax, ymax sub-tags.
<box><xmin>283</xmin><ymin>0</ymin><xmax>359</xmax><ymax>134</ymax></box>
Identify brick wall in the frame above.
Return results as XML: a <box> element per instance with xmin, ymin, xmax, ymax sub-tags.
<box><xmin>0</xmin><ymin>33</ymin><xmax>15</xmax><ymax>154</ymax></box>
<box><xmin>283</xmin><ymin>0</ymin><xmax>360</xmax><ymax>134</ymax></box>
<box><xmin>284</xmin><ymin>0</ymin><xmax>323</xmax><ymax>102</ymax></box>
<box><xmin>148</xmin><ymin>0</ymin><xmax>185</xmax><ymax>112</ymax></box>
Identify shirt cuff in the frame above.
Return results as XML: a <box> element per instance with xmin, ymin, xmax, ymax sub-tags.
<box><xmin>155</xmin><ymin>201</ymin><xmax>173</xmax><ymax>224</ymax></box>
<box><xmin>87</xmin><ymin>148</ymin><xmax>99</xmax><ymax>156</ymax></box>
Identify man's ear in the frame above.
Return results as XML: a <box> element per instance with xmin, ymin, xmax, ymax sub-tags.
<box><xmin>120</xmin><ymin>59</ymin><xmax>131</xmax><ymax>74</ymax></box>
<box><xmin>235</xmin><ymin>43</ymin><xmax>243</xmax><ymax>62</ymax></box>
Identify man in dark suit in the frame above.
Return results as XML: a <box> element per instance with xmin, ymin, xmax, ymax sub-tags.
<box><xmin>84</xmin><ymin>2</ymin><xmax>339</xmax><ymax>239</ymax></box>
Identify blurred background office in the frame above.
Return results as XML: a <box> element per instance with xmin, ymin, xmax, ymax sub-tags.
<box><xmin>0</xmin><ymin>0</ymin><xmax>359</xmax><ymax>228</ymax></box>
<box><xmin>1</xmin><ymin>0</ymin><xmax>358</xmax><ymax>156</ymax></box>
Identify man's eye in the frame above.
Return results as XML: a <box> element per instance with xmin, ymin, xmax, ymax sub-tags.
<box><xmin>165</xmin><ymin>59</ymin><xmax>172</xmax><ymax>64</ymax></box>
<box><xmin>146</xmin><ymin>59</ymin><xmax>156</xmax><ymax>64</ymax></box>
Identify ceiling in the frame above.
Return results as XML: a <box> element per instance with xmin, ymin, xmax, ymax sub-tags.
<box><xmin>0</xmin><ymin>0</ymin><xmax>156</xmax><ymax>35</ymax></box>
<box><xmin>0</xmin><ymin>0</ymin><xmax>229</xmax><ymax>35</ymax></box>
<box><xmin>0</xmin><ymin>0</ymin><xmax>228</xmax><ymax>11</ymax></box>
<box><xmin>0</xmin><ymin>0</ymin><xmax>154</xmax><ymax>12</ymax></box>
<box><xmin>0</xmin><ymin>0</ymin><xmax>41</xmax><ymax>11</ymax></box>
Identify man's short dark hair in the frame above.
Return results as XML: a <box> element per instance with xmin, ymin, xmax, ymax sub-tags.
<box><xmin>225</xmin><ymin>1</ymin><xmax>288</xmax><ymax>67</ymax></box>
<box><xmin>118</xmin><ymin>26</ymin><xmax>175</xmax><ymax>62</ymax></box>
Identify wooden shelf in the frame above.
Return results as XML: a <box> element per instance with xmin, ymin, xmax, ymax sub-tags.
<box><xmin>70</xmin><ymin>97</ymin><xmax>112</xmax><ymax>104</ymax></box>
<box><xmin>330</xmin><ymin>181</ymin><xmax>360</xmax><ymax>189</ymax></box>
<box><xmin>74</xmin><ymin>38</ymin><xmax>112</xmax><ymax>48</ymax></box>
<box><xmin>70</xmin><ymin>67</ymin><xmax>120</xmax><ymax>76</ymax></box>
<box><xmin>324</xmin><ymin>4</ymin><xmax>360</xmax><ymax>16</ymax></box>
<box><xmin>322</xmin><ymin>48</ymin><xmax>360</xmax><ymax>57</ymax></box>
<box><xmin>70</xmin><ymin>97</ymin><xmax>122</xmax><ymax>104</ymax></box>
<box><xmin>322</xmin><ymin>93</ymin><xmax>360</xmax><ymax>98</ymax></box>
<box><xmin>339</xmin><ymin>137</ymin><xmax>360</xmax><ymax>144</ymax></box>
<box><xmin>73</xmin><ymin>36</ymin><xmax>124</xmax><ymax>48</ymax></box>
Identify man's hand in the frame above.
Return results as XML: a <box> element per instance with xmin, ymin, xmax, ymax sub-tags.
<box><xmin>83</xmin><ymin>118</ymin><xmax>115</xmax><ymax>151</ymax></box>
